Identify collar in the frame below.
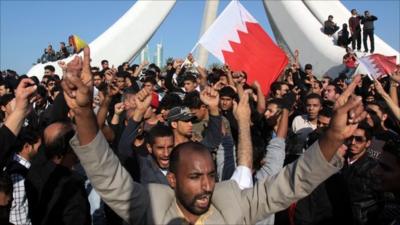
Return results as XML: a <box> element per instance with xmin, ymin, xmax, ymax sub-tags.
<box><xmin>13</xmin><ymin>153</ymin><xmax>31</xmax><ymax>169</ymax></box>
<box><xmin>175</xmin><ymin>200</ymin><xmax>213</xmax><ymax>225</ymax></box>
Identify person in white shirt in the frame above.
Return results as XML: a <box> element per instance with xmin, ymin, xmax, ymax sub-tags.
<box><xmin>292</xmin><ymin>93</ymin><xmax>323</xmax><ymax>143</ymax></box>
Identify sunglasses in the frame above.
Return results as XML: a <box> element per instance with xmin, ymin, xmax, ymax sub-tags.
<box><xmin>348</xmin><ymin>135</ymin><xmax>366</xmax><ymax>143</ymax></box>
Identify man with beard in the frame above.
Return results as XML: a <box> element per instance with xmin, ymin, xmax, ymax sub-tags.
<box><xmin>219</xmin><ymin>86</ymin><xmax>239</xmax><ymax>144</ymax></box>
<box><xmin>65</xmin><ymin>46</ymin><xmax>365</xmax><ymax>225</ymax></box>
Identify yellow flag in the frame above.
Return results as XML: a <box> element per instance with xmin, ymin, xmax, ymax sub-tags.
<box><xmin>69</xmin><ymin>35</ymin><xmax>87</xmax><ymax>53</ymax></box>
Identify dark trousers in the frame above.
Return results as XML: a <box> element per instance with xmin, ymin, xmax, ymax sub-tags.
<box><xmin>351</xmin><ymin>30</ymin><xmax>361</xmax><ymax>50</ymax></box>
<box><xmin>363</xmin><ymin>29</ymin><xmax>375</xmax><ymax>53</ymax></box>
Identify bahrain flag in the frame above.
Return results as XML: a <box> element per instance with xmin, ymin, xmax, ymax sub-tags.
<box><xmin>198</xmin><ymin>0</ymin><xmax>288</xmax><ymax>94</ymax></box>
<box><xmin>357</xmin><ymin>54</ymin><xmax>397</xmax><ymax>80</ymax></box>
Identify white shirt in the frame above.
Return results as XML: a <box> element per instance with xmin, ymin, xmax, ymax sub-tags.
<box><xmin>292</xmin><ymin>114</ymin><xmax>317</xmax><ymax>143</ymax></box>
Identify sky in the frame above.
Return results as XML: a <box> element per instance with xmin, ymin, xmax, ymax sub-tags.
<box><xmin>1</xmin><ymin>0</ymin><xmax>399</xmax><ymax>74</ymax></box>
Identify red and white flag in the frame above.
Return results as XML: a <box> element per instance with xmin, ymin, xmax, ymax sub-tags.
<box><xmin>197</xmin><ymin>0</ymin><xmax>288</xmax><ymax>94</ymax></box>
<box><xmin>357</xmin><ymin>54</ymin><xmax>397</xmax><ymax>80</ymax></box>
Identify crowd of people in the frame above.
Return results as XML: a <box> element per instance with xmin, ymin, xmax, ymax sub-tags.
<box><xmin>324</xmin><ymin>9</ymin><xmax>378</xmax><ymax>53</ymax></box>
<box><xmin>0</xmin><ymin>26</ymin><xmax>399</xmax><ymax>225</ymax></box>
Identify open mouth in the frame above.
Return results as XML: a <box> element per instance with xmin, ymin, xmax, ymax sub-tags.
<box><xmin>196</xmin><ymin>195</ymin><xmax>210</xmax><ymax>208</ymax></box>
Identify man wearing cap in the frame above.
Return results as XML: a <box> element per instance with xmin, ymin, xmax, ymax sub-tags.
<box><xmin>167</xmin><ymin>87</ymin><xmax>222</xmax><ymax>149</ymax></box>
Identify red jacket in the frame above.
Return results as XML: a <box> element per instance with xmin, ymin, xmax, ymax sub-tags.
<box><xmin>348</xmin><ymin>16</ymin><xmax>361</xmax><ymax>33</ymax></box>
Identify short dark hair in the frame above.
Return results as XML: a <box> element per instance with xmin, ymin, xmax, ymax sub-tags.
<box><xmin>147</xmin><ymin>124</ymin><xmax>173</xmax><ymax>146</ymax></box>
<box><xmin>182</xmin><ymin>73</ymin><xmax>197</xmax><ymax>83</ymax></box>
<box><xmin>44</xmin><ymin>65</ymin><xmax>55</xmax><ymax>72</ymax></box>
<box><xmin>314</xmin><ymin>80</ymin><xmax>323</xmax><ymax>89</ymax></box>
<box><xmin>357</xmin><ymin>121</ymin><xmax>373</xmax><ymax>140</ymax></box>
<box><xmin>123</xmin><ymin>86</ymin><xmax>139</xmax><ymax>96</ymax></box>
<box><xmin>306</xmin><ymin>93</ymin><xmax>323</xmax><ymax>104</ymax></box>
<box><xmin>101</xmin><ymin>60</ymin><xmax>109</xmax><ymax>65</ymax></box>
<box><xmin>148</xmin><ymin>63</ymin><xmax>161</xmax><ymax>74</ymax></box>
<box><xmin>219</xmin><ymin>86</ymin><xmax>237</xmax><ymax>99</ymax></box>
<box><xmin>270</xmin><ymin>81</ymin><xmax>285</xmax><ymax>95</ymax></box>
<box><xmin>143</xmin><ymin>76</ymin><xmax>157</xmax><ymax>85</ymax></box>
<box><xmin>0</xmin><ymin>93</ymin><xmax>15</xmax><ymax>107</ymax></box>
<box><xmin>267</xmin><ymin>98</ymin><xmax>284</xmax><ymax>110</ymax></box>
<box><xmin>13</xmin><ymin>128</ymin><xmax>41</xmax><ymax>153</ymax></box>
<box><xmin>367</xmin><ymin>100</ymin><xmax>389</xmax><ymax>115</ymax></box>
<box><xmin>37</xmin><ymin>85</ymin><xmax>47</xmax><ymax>98</ymax></box>
<box><xmin>327</xmin><ymin>83</ymin><xmax>343</xmax><ymax>95</ymax></box>
<box><xmin>183</xmin><ymin>91</ymin><xmax>203</xmax><ymax>109</ymax></box>
<box><xmin>322</xmin><ymin>76</ymin><xmax>332</xmax><ymax>82</ymax></box>
<box><xmin>169</xmin><ymin>141</ymin><xmax>209</xmax><ymax>173</ymax></box>
<box><xmin>158</xmin><ymin>93</ymin><xmax>182</xmax><ymax>112</ymax></box>
<box><xmin>116</xmin><ymin>71</ymin><xmax>129</xmax><ymax>79</ymax></box>
<box><xmin>93</xmin><ymin>72</ymin><xmax>104</xmax><ymax>79</ymax></box>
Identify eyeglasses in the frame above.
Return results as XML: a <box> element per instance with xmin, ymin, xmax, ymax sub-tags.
<box><xmin>349</xmin><ymin>135</ymin><xmax>366</xmax><ymax>143</ymax></box>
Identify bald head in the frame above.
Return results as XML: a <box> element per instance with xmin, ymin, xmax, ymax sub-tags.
<box><xmin>169</xmin><ymin>142</ymin><xmax>212</xmax><ymax>174</ymax></box>
<box><xmin>44</xmin><ymin>122</ymin><xmax>73</xmax><ymax>146</ymax></box>
<box><xmin>43</xmin><ymin>122</ymin><xmax>75</xmax><ymax>160</ymax></box>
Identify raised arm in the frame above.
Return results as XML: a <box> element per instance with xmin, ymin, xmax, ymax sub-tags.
<box><xmin>64</xmin><ymin>47</ymin><xmax>149</xmax><ymax>224</ymax></box>
<box><xmin>239</xmin><ymin>94</ymin><xmax>365</xmax><ymax>224</ymax></box>
<box><xmin>374</xmin><ymin>79</ymin><xmax>400</xmax><ymax>120</ymax></box>
<box><xmin>253</xmin><ymin>81</ymin><xmax>266</xmax><ymax>114</ymax></box>
<box><xmin>118</xmin><ymin>89</ymin><xmax>153</xmax><ymax>158</ymax></box>
<box><xmin>255</xmin><ymin>109</ymin><xmax>288</xmax><ymax>180</ymax></box>
<box><xmin>1</xmin><ymin>78</ymin><xmax>36</xmax><ymax>167</ymax></box>
<box><xmin>200</xmin><ymin>86</ymin><xmax>223</xmax><ymax>149</ymax></box>
<box><xmin>188</xmin><ymin>54</ymin><xmax>208</xmax><ymax>90</ymax></box>
<box><xmin>230</xmin><ymin>92</ymin><xmax>253</xmax><ymax>189</ymax></box>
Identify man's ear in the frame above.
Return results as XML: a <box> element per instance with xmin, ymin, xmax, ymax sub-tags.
<box><xmin>146</xmin><ymin>143</ymin><xmax>153</xmax><ymax>154</ymax></box>
<box><xmin>167</xmin><ymin>172</ymin><xmax>176</xmax><ymax>189</ymax></box>
<box><xmin>382</xmin><ymin>113</ymin><xmax>388</xmax><ymax>122</ymax></box>
<box><xmin>171</xmin><ymin>121</ymin><xmax>178</xmax><ymax>129</ymax></box>
<box><xmin>365</xmin><ymin>140</ymin><xmax>371</xmax><ymax>148</ymax></box>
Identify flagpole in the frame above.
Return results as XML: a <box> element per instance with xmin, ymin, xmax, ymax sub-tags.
<box><xmin>190</xmin><ymin>42</ymin><xmax>199</xmax><ymax>54</ymax></box>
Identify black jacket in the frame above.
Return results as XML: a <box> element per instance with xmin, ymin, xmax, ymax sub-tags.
<box><xmin>25</xmin><ymin>150</ymin><xmax>91</xmax><ymax>225</ymax></box>
<box><xmin>342</xmin><ymin>153</ymin><xmax>384</xmax><ymax>225</ymax></box>
<box><xmin>139</xmin><ymin>155</ymin><xmax>168</xmax><ymax>185</ymax></box>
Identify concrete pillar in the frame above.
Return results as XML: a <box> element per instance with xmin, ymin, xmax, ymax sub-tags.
<box><xmin>197</xmin><ymin>0</ymin><xmax>219</xmax><ymax>67</ymax></box>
